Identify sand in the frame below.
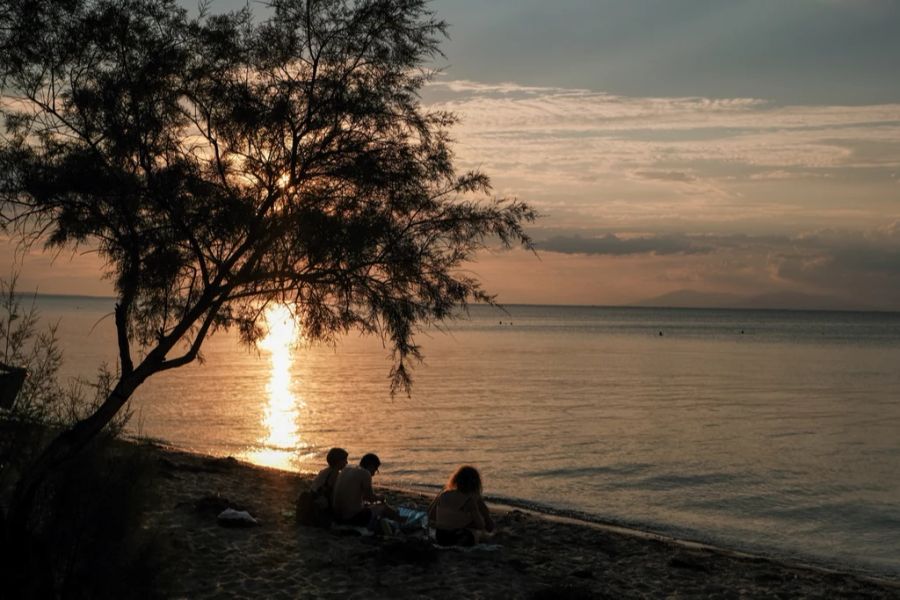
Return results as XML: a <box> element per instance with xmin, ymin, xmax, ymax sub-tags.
<box><xmin>143</xmin><ymin>445</ymin><xmax>899</xmax><ymax>599</ymax></box>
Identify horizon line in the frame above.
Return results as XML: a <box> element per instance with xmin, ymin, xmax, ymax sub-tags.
<box><xmin>21</xmin><ymin>292</ymin><xmax>900</xmax><ymax>316</ymax></box>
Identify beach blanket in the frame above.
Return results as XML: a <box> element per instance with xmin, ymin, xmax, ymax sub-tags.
<box><xmin>331</xmin><ymin>516</ymin><xmax>425</xmax><ymax>538</ymax></box>
<box><xmin>397</xmin><ymin>507</ymin><xmax>428</xmax><ymax>532</ymax></box>
<box><xmin>398</xmin><ymin>506</ymin><xmax>427</xmax><ymax>523</ymax></box>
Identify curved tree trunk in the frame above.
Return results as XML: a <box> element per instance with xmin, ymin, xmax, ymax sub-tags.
<box><xmin>5</xmin><ymin>369</ymin><xmax>148</xmax><ymax>535</ymax></box>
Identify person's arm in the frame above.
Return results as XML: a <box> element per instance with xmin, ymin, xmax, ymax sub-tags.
<box><xmin>361</xmin><ymin>471</ymin><xmax>379</xmax><ymax>503</ymax></box>
<box><xmin>427</xmin><ymin>492</ymin><xmax>440</xmax><ymax>523</ymax></box>
<box><xmin>310</xmin><ymin>468</ymin><xmax>329</xmax><ymax>493</ymax></box>
<box><xmin>477</xmin><ymin>497</ymin><xmax>495</xmax><ymax>532</ymax></box>
<box><xmin>463</xmin><ymin>495</ymin><xmax>485</xmax><ymax>531</ymax></box>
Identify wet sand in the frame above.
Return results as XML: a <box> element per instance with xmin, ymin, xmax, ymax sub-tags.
<box><xmin>144</xmin><ymin>445</ymin><xmax>899</xmax><ymax>599</ymax></box>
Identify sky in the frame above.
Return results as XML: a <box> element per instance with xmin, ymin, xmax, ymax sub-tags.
<box><xmin>4</xmin><ymin>0</ymin><xmax>900</xmax><ymax>309</ymax></box>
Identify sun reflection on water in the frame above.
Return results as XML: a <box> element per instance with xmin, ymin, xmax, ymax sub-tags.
<box><xmin>244</xmin><ymin>304</ymin><xmax>307</xmax><ymax>470</ymax></box>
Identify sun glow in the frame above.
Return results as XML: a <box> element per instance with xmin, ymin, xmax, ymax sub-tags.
<box><xmin>258</xmin><ymin>304</ymin><xmax>300</xmax><ymax>354</ymax></box>
<box><xmin>246</xmin><ymin>304</ymin><xmax>307</xmax><ymax>470</ymax></box>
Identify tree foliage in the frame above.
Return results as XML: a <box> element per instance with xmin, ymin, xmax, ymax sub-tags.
<box><xmin>0</xmin><ymin>0</ymin><xmax>533</xmax><ymax>521</ymax></box>
<box><xmin>0</xmin><ymin>273</ymin><xmax>64</xmax><ymax>422</ymax></box>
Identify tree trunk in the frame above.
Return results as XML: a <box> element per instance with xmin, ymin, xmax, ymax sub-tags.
<box><xmin>5</xmin><ymin>370</ymin><xmax>146</xmax><ymax>536</ymax></box>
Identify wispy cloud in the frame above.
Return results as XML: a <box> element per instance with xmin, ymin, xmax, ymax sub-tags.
<box><xmin>633</xmin><ymin>171</ymin><xmax>697</xmax><ymax>183</ymax></box>
<box><xmin>428</xmin><ymin>79</ymin><xmax>900</xmax><ymax>132</ymax></box>
<box><xmin>537</xmin><ymin>234</ymin><xmax>711</xmax><ymax>256</ymax></box>
<box><xmin>424</xmin><ymin>79</ymin><xmax>900</xmax><ymax>233</ymax></box>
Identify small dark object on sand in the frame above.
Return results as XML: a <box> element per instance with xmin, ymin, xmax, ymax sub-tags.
<box><xmin>193</xmin><ymin>494</ymin><xmax>246</xmax><ymax>516</ymax></box>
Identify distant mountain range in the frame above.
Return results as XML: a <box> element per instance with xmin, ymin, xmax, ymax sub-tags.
<box><xmin>634</xmin><ymin>289</ymin><xmax>876</xmax><ymax>312</ymax></box>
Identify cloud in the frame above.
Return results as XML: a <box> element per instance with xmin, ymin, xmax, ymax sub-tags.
<box><xmin>633</xmin><ymin>170</ymin><xmax>697</xmax><ymax>183</ymax></box>
<box><xmin>537</xmin><ymin>234</ymin><xmax>711</xmax><ymax>256</ymax></box>
<box><xmin>517</xmin><ymin>225</ymin><xmax>900</xmax><ymax>308</ymax></box>
<box><xmin>781</xmin><ymin>225</ymin><xmax>900</xmax><ymax>283</ymax></box>
<box><xmin>423</xmin><ymin>78</ymin><xmax>900</xmax><ymax>233</ymax></box>
<box><xmin>427</xmin><ymin>79</ymin><xmax>900</xmax><ymax>134</ymax></box>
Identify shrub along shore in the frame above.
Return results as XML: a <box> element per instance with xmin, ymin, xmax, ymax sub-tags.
<box><xmin>136</xmin><ymin>443</ymin><xmax>898</xmax><ymax>599</ymax></box>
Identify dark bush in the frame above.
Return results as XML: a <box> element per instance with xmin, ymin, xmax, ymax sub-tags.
<box><xmin>22</xmin><ymin>437</ymin><xmax>166</xmax><ymax>599</ymax></box>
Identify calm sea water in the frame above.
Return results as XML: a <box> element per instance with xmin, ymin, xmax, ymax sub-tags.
<box><xmin>28</xmin><ymin>296</ymin><xmax>900</xmax><ymax>578</ymax></box>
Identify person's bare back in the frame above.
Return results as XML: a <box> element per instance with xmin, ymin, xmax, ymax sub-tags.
<box><xmin>331</xmin><ymin>465</ymin><xmax>375</xmax><ymax>521</ymax></box>
<box><xmin>330</xmin><ymin>453</ymin><xmax>401</xmax><ymax>527</ymax></box>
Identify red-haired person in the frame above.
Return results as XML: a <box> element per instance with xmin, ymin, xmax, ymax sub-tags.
<box><xmin>428</xmin><ymin>465</ymin><xmax>495</xmax><ymax>546</ymax></box>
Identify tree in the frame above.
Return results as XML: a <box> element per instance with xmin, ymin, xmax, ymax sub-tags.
<box><xmin>0</xmin><ymin>0</ymin><xmax>533</xmax><ymax>533</ymax></box>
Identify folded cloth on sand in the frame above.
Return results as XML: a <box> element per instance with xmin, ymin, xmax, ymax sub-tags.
<box><xmin>217</xmin><ymin>508</ymin><xmax>259</xmax><ymax>527</ymax></box>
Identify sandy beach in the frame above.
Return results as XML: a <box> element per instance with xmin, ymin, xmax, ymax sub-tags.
<box><xmin>140</xmin><ymin>444</ymin><xmax>899</xmax><ymax>599</ymax></box>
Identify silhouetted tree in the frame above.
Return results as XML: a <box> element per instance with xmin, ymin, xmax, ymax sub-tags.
<box><xmin>0</xmin><ymin>0</ymin><xmax>533</xmax><ymax>542</ymax></box>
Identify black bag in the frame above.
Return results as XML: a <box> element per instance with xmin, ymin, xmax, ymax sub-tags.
<box><xmin>295</xmin><ymin>489</ymin><xmax>332</xmax><ymax>527</ymax></box>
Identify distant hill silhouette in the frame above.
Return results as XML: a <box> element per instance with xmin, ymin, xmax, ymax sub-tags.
<box><xmin>634</xmin><ymin>289</ymin><xmax>874</xmax><ymax>311</ymax></box>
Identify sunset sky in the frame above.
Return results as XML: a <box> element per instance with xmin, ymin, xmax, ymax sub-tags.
<box><xmin>4</xmin><ymin>0</ymin><xmax>900</xmax><ymax>309</ymax></box>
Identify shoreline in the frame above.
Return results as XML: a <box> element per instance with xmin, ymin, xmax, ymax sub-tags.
<box><xmin>379</xmin><ymin>482</ymin><xmax>900</xmax><ymax>589</ymax></box>
<box><xmin>140</xmin><ymin>441</ymin><xmax>900</xmax><ymax>598</ymax></box>
<box><xmin>141</xmin><ymin>437</ymin><xmax>900</xmax><ymax>587</ymax></box>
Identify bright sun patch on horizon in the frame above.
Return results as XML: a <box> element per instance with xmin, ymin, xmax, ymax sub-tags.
<box><xmin>258</xmin><ymin>303</ymin><xmax>301</xmax><ymax>352</ymax></box>
<box><xmin>245</xmin><ymin>304</ymin><xmax>308</xmax><ymax>470</ymax></box>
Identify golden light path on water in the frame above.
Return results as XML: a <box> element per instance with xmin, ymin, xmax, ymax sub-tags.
<box><xmin>242</xmin><ymin>304</ymin><xmax>309</xmax><ymax>470</ymax></box>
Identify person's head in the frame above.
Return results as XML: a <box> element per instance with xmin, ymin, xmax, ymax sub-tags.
<box><xmin>359</xmin><ymin>453</ymin><xmax>381</xmax><ymax>475</ymax></box>
<box><xmin>446</xmin><ymin>465</ymin><xmax>483</xmax><ymax>496</ymax></box>
<box><xmin>325</xmin><ymin>447</ymin><xmax>349</xmax><ymax>470</ymax></box>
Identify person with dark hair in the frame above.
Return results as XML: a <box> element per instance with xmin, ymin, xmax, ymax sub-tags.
<box><xmin>310</xmin><ymin>447</ymin><xmax>349</xmax><ymax>500</ymax></box>
<box><xmin>428</xmin><ymin>465</ymin><xmax>495</xmax><ymax>546</ymax></box>
<box><xmin>296</xmin><ymin>447</ymin><xmax>349</xmax><ymax>526</ymax></box>
<box><xmin>332</xmin><ymin>452</ymin><xmax>400</xmax><ymax>527</ymax></box>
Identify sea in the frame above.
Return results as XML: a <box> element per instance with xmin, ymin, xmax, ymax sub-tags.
<box><xmin>22</xmin><ymin>296</ymin><xmax>900</xmax><ymax>579</ymax></box>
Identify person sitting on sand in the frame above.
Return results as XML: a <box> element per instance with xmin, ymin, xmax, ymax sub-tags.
<box><xmin>295</xmin><ymin>447</ymin><xmax>349</xmax><ymax>526</ymax></box>
<box><xmin>331</xmin><ymin>453</ymin><xmax>400</xmax><ymax>527</ymax></box>
<box><xmin>310</xmin><ymin>447</ymin><xmax>348</xmax><ymax>506</ymax></box>
<box><xmin>428</xmin><ymin>465</ymin><xmax>495</xmax><ymax>546</ymax></box>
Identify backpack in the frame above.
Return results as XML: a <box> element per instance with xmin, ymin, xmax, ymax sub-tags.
<box><xmin>295</xmin><ymin>489</ymin><xmax>332</xmax><ymax>527</ymax></box>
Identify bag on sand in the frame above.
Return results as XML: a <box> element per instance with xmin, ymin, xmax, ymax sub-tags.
<box><xmin>295</xmin><ymin>490</ymin><xmax>332</xmax><ymax>527</ymax></box>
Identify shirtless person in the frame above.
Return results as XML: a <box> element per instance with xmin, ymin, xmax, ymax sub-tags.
<box><xmin>331</xmin><ymin>453</ymin><xmax>400</xmax><ymax>527</ymax></box>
